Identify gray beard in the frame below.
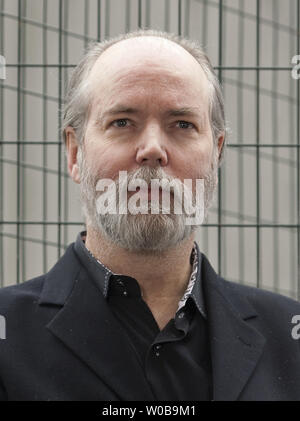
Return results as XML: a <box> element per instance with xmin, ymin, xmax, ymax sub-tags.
<box><xmin>77</xmin><ymin>149</ymin><xmax>218</xmax><ymax>254</ymax></box>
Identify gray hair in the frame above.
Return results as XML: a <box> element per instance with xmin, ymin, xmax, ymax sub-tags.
<box><xmin>62</xmin><ymin>29</ymin><xmax>227</xmax><ymax>165</ymax></box>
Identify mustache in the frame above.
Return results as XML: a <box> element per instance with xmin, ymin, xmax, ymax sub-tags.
<box><xmin>87</xmin><ymin>166</ymin><xmax>186</xmax><ymax>195</ymax></box>
<box><xmin>118</xmin><ymin>166</ymin><xmax>177</xmax><ymax>186</ymax></box>
<box><xmin>115</xmin><ymin>167</ymin><xmax>186</xmax><ymax>202</ymax></box>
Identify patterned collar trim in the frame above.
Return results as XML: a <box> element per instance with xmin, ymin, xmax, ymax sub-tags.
<box><xmin>75</xmin><ymin>231</ymin><xmax>206</xmax><ymax>318</ymax></box>
<box><xmin>176</xmin><ymin>244</ymin><xmax>198</xmax><ymax>313</ymax></box>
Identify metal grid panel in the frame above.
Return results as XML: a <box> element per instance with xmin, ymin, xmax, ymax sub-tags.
<box><xmin>0</xmin><ymin>0</ymin><xmax>299</xmax><ymax>300</ymax></box>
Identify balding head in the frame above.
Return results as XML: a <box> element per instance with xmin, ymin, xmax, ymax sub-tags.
<box><xmin>63</xmin><ymin>29</ymin><xmax>226</xmax><ymax>164</ymax></box>
<box><xmin>91</xmin><ymin>35</ymin><xmax>210</xmax><ymax>81</ymax></box>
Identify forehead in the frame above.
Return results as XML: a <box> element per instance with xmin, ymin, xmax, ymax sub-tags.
<box><xmin>88</xmin><ymin>37</ymin><xmax>211</xmax><ymax>113</ymax></box>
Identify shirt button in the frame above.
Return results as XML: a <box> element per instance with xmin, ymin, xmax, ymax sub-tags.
<box><xmin>116</xmin><ymin>278</ymin><xmax>124</xmax><ymax>286</ymax></box>
<box><xmin>123</xmin><ymin>291</ymin><xmax>128</xmax><ymax>296</ymax></box>
<box><xmin>154</xmin><ymin>344</ymin><xmax>162</xmax><ymax>356</ymax></box>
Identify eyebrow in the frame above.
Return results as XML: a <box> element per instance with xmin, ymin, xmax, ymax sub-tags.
<box><xmin>99</xmin><ymin>105</ymin><xmax>205</xmax><ymax>122</ymax></box>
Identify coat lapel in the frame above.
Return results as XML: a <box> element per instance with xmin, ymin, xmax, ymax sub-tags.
<box><xmin>201</xmin><ymin>254</ymin><xmax>266</xmax><ymax>401</ymax></box>
<box><xmin>39</xmin><ymin>244</ymin><xmax>155</xmax><ymax>401</ymax></box>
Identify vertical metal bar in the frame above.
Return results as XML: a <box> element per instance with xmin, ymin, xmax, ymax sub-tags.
<box><xmin>57</xmin><ymin>0</ymin><xmax>63</xmax><ymax>259</ymax></box>
<box><xmin>272</xmin><ymin>0</ymin><xmax>279</xmax><ymax>293</ymax></box>
<box><xmin>164</xmin><ymin>0</ymin><xmax>170</xmax><ymax>32</ymax></box>
<box><xmin>97</xmin><ymin>0</ymin><xmax>101</xmax><ymax>41</ymax></box>
<box><xmin>125</xmin><ymin>0</ymin><xmax>130</xmax><ymax>33</ymax></box>
<box><xmin>178</xmin><ymin>0</ymin><xmax>182</xmax><ymax>36</ymax></box>
<box><xmin>237</xmin><ymin>0</ymin><xmax>245</xmax><ymax>284</ymax></box>
<box><xmin>217</xmin><ymin>0</ymin><xmax>223</xmax><ymax>275</ymax></box>
<box><xmin>297</xmin><ymin>0</ymin><xmax>300</xmax><ymax>301</ymax></box>
<box><xmin>42</xmin><ymin>0</ymin><xmax>48</xmax><ymax>274</ymax></box>
<box><xmin>289</xmin><ymin>0</ymin><xmax>296</xmax><ymax>296</ymax></box>
<box><xmin>21</xmin><ymin>0</ymin><xmax>26</xmax><ymax>281</ymax></box>
<box><xmin>0</xmin><ymin>0</ymin><xmax>4</xmax><ymax>286</ymax></box>
<box><xmin>17</xmin><ymin>0</ymin><xmax>22</xmax><ymax>282</ymax></box>
<box><xmin>256</xmin><ymin>0</ymin><xmax>261</xmax><ymax>288</ymax></box>
<box><xmin>138</xmin><ymin>0</ymin><xmax>142</xmax><ymax>29</ymax></box>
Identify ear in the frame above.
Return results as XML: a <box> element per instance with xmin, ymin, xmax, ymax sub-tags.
<box><xmin>214</xmin><ymin>133</ymin><xmax>225</xmax><ymax>187</ymax></box>
<box><xmin>65</xmin><ymin>127</ymin><xmax>81</xmax><ymax>184</ymax></box>
<box><xmin>217</xmin><ymin>133</ymin><xmax>225</xmax><ymax>160</ymax></box>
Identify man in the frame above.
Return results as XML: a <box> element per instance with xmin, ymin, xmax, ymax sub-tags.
<box><xmin>0</xmin><ymin>29</ymin><xmax>300</xmax><ymax>401</ymax></box>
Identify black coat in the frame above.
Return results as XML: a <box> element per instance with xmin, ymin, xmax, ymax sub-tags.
<box><xmin>0</xmin><ymin>242</ymin><xmax>299</xmax><ymax>401</ymax></box>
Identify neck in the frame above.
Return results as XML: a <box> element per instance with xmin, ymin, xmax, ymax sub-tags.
<box><xmin>84</xmin><ymin>225</ymin><xmax>195</xmax><ymax>305</ymax></box>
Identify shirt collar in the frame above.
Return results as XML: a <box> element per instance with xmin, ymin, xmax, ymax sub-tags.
<box><xmin>74</xmin><ymin>230</ymin><xmax>207</xmax><ymax>319</ymax></box>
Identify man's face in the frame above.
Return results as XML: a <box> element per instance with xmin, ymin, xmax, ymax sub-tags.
<box><xmin>75</xmin><ymin>37</ymin><xmax>219</xmax><ymax>253</ymax></box>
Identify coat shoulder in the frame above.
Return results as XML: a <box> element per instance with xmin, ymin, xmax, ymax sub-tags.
<box><xmin>0</xmin><ymin>275</ymin><xmax>46</xmax><ymax>315</ymax></box>
<box><xmin>200</xmin><ymin>252</ymin><xmax>300</xmax><ymax>315</ymax></box>
<box><xmin>213</xmin><ymin>277</ymin><xmax>300</xmax><ymax>343</ymax></box>
<box><xmin>220</xmin><ymin>277</ymin><xmax>300</xmax><ymax>313</ymax></box>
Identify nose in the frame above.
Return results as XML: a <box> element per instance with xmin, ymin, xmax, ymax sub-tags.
<box><xmin>135</xmin><ymin>123</ymin><xmax>168</xmax><ymax>168</ymax></box>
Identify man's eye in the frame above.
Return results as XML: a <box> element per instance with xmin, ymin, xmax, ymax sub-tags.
<box><xmin>111</xmin><ymin>119</ymin><xmax>131</xmax><ymax>128</ymax></box>
<box><xmin>176</xmin><ymin>121</ymin><xmax>195</xmax><ymax>129</ymax></box>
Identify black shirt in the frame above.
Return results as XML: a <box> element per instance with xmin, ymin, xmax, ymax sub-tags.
<box><xmin>74</xmin><ymin>231</ymin><xmax>212</xmax><ymax>400</ymax></box>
